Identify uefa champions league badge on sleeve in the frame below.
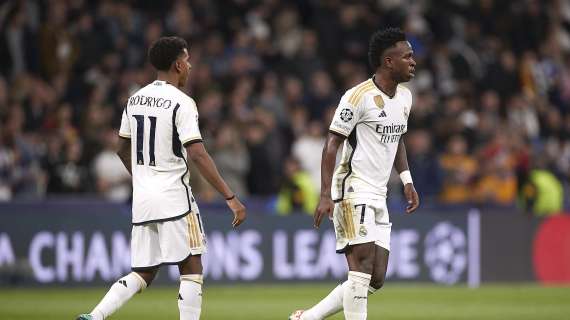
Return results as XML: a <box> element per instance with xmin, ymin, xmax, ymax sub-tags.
<box><xmin>340</xmin><ymin>108</ymin><xmax>354</xmax><ymax>122</ymax></box>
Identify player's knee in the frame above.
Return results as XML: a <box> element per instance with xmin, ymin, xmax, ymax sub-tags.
<box><xmin>178</xmin><ymin>255</ymin><xmax>203</xmax><ymax>275</ymax></box>
<box><xmin>347</xmin><ymin>243</ymin><xmax>376</xmax><ymax>274</ymax></box>
<box><xmin>369</xmin><ymin>276</ymin><xmax>385</xmax><ymax>290</ymax></box>
<box><xmin>135</xmin><ymin>269</ymin><xmax>158</xmax><ymax>286</ymax></box>
<box><xmin>356</xmin><ymin>256</ymin><xmax>375</xmax><ymax>274</ymax></box>
<box><xmin>139</xmin><ymin>275</ymin><xmax>154</xmax><ymax>287</ymax></box>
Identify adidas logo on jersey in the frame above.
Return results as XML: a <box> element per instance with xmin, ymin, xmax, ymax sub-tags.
<box><xmin>119</xmin><ymin>280</ymin><xmax>127</xmax><ymax>287</ymax></box>
<box><xmin>379</xmin><ymin>110</ymin><xmax>387</xmax><ymax>117</ymax></box>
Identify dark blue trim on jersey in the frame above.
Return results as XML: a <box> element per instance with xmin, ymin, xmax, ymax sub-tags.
<box><xmin>171</xmin><ymin>103</ymin><xmax>192</xmax><ymax>212</ymax></box>
<box><xmin>131</xmin><ymin>251</ymin><xmax>196</xmax><ymax>272</ymax></box>
<box><xmin>336</xmin><ymin>241</ymin><xmax>390</xmax><ymax>254</ymax></box>
<box><xmin>333</xmin><ymin>126</ymin><xmax>357</xmax><ymax>203</ymax></box>
<box><xmin>172</xmin><ymin>103</ymin><xmax>183</xmax><ymax>157</ymax></box>
<box><xmin>188</xmin><ymin>195</ymin><xmax>203</xmax><ymax>233</ymax></box>
<box><xmin>183</xmin><ymin>139</ymin><xmax>203</xmax><ymax>147</ymax></box>
<box><xmin>196</xmin><ymin>212</ymin><xmax>204</xmax><ymax>233</ymax></box>
<box><xmin>336</xmin><ymin>244</ymin><xmax>349</xmax><ymax>254</ymax></box>
<box><xmin>180</xmin><ymin>158</ymin><xmax>192</xmax><ymax>210</ymax></box>
<box><xmin>131</xmin><ymin>210</ymin><xmax>190</xmax><ymax>226</ymax></box>
<box><xmin>329</xmin><ymin>129</ymin><xmax>348</xmax><ymax>138</ymax></box>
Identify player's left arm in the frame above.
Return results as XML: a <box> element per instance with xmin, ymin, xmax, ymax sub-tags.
<box><xmin>395</xmin><ymin>138</ymin><xmax>419</xmax><ymax>213</ymax></box>
<box><xmin>179</xmin><ymin>97</ymin><xmax>245</xmax><ymax>227</ymax></box>
<box><xmin>117</xmin><ymin>137</ymin><xmax>132</xmax><ymax>176</ymax></box>
<box><xmin>186</xmin><ymin>142</ymin><xmax>246</xmax><ymax>227</ymax></box>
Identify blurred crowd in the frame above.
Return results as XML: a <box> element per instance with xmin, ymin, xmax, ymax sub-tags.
<box><xmin>1</xmin><ymin>0</ymin><xmax>569</xmax><ymax>215</ymax></box>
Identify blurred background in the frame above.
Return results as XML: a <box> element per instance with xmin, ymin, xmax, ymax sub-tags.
<box><xmin>1</xmin><ymin>0</ymin><xmax>569</xmax><ymax>319</ymax></box>
<box><xmin>1</xmin><ymin>0</ymin><xmax>570</xmax><ymax>213</ymax></box>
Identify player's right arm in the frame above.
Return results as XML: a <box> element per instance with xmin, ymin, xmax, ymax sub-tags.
<box><xmin>314</xmin><ymin>132</ymin><xmax>345</xmax><ymax>228</ymax></box>
<box><xmin>117</xmin><ymin>106</ymin><xmax>132</xmax><ymax>175</ymax></box>
<box><xmin>117</xmin><ymin>137</ymin><xmax>132</xmax><ymax>175</ymax></box>
<box><xmin>185</xmin><ymin>142</ymin><xmax>246</xmax><ymax>227</ymax></box>
<box><xmin>314</xmin><ymin>90</ymin><xmax>361</xmax><ymax>228</ymax></box>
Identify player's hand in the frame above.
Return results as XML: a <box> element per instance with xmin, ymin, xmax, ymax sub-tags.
<box><xmin>314</xmin><ymin>195</ymin><xmax>334</xmax><ymax>229</ymax></box>
<box><xmin>226</xmin><ymin>196</ymin><xmax>246</xmax><ymax>227</ymax></box>
<box><xmin>404</xmin><ymin>183</ymin><xmax>419</xmax><ymax>214</ymax></box>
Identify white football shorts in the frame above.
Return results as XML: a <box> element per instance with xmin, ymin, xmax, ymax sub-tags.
<box><xmin>131</xmin><ymin>202</ymin><xmax>206</xmax><ymax>270</ymax></box>
<box><xmin>333</xmin><ymin>197</ymin><xmax>392</xmax><ymax>253</ymax></box>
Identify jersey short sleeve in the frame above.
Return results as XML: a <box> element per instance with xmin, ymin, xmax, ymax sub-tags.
<box><xmin>176</xmin><ymin>97</ymin><xmax>202</xmax><ymax>145</ymax></box>
<box><xmin>329</xmin><ymin>92</ymin><xmax>362</xmax><ymax>137</ymax></box>
<box><xmin>119</xmin><ymin>107</ymin><xmax>131</xmax><ymax>138</ymax></box>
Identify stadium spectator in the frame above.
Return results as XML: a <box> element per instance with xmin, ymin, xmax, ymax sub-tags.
<box><xmin>212</xmin><ymin>123</ymin><xmax>250</xmax><ymax>198</ymax></box>
<box><xmin>305</xmin><ymin>70</ymin><xmax>338</xmax><ymax>120</ymax></box>
<box><xmin>474</xmin><ymin>131</ymin><xmax>518</xmax><ymax>205</ymax></box>
<box><xmin>255</xmin><ymin>72</ymin><xmax>288</xmax><ymax>125</ymax></box>
<box><xmin>245</xmin><ymin>120</ymin><xmax>279</xmax><ymax>195</ymax></box>
<box><xmin>0</xmin><ymin>0</ymin><xmax>568</xmax><ymax>213</ymax></box>
<box><xmin>92</xmin><ymin>128</ymin><xmax>130</xmax><ymax>202</ymax></box>
<box><xmin>519</xmin><ymin>157</ymin><xmax>564</xmax><ymax>216</ymax></box>
<box><xmin>292</xmin><ymin>120</ymin><xmax>325</xmax><ymax>191</ymax></box>
<box><xmin>0</xmin><ymin>105</ymin><xmax>43</xmax><ymax>200</ymax></box>
<box><xmin>406</xmin><ymin>129</ymin><xmax>442</xmax><ymax>201</ymax></box>
<box><xmin>276</xmin><ymin>156</ymin><xmax>318</xmax><ymax>215</ymax></box>
<box><xmin>439</xmin><ymin>135</ymin><xmax>478</xmax><ymax>204</ymax></box>
<box><xmin>0</xmin><ymin>2</ymin><xmax>39</xmax><ymax>78</ymax></box>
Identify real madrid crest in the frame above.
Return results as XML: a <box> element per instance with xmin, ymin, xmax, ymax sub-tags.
<box><xmin>359</xmin><ymin>225</ymin><xmax>368</xmax><ymax>237</ymax></box>
<box><xmin>373</xmin><ymin>95</ymin><xmax>384</xmax><ymax>109</ymax></box>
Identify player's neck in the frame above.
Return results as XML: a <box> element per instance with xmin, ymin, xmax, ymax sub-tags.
<box><xmin>156</xmin><ymin>72</ymin><xmax>179</xmax><ymax>88</ymax></box>
<box><xmin>373</xmin><ymin>73</ymin><xmax>397</xmax><ymax>98</ymax></box>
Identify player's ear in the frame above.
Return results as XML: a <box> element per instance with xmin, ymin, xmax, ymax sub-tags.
<box><xmin>384</xmin><ymin>55</ymin><xmax>393</xmax><ymax>69</ymax></box>
<box><xmin>174</xmin><ymin>60</ymin><xmax>182</xmax><ymax>74</ymax></box>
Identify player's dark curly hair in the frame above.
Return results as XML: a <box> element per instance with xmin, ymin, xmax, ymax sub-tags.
<box><xmin>148</xmin><ymin>36</ymin><xmax>188</xmax><ymax>71</ymax></box>
<box><xmin>368</xmin><ymin>27</ymin><xmax>407</xmax><ymax>70</ymax></box>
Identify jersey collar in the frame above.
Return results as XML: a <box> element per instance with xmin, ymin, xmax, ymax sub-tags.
<box><xmin>371</xmin><ymin>75</ymin><xmax>397</xmax><ymax>99</ymax></box>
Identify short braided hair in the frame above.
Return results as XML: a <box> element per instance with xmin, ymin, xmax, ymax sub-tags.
<box><xmin>368</xmin><ymin>27</ymin><xmax>407</xmax><ymax>70</ymax></box>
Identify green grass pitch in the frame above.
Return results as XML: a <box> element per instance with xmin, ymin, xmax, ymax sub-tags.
<box><xmin>1</xmin><ymin>284</ymin><xmax>568</xmax><ymax>319</ymax></box>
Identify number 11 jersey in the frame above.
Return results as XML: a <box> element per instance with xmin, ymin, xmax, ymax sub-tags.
<box><xmin>119</xmin><ymin>80</ymin><xmax>202</xmax><ymax>225</ymax></box>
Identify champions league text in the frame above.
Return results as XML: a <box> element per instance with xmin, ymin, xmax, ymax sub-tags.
<box><xmin>0</xmin><ymin>226</ymin><xmax>465</xmax><ymax>284</ymax></box>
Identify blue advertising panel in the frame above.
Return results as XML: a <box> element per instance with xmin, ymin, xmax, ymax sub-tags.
<box><xmin>0</xmin><ymin>201</ymin><xmax>485</xmax><ymax>286</ymax></box>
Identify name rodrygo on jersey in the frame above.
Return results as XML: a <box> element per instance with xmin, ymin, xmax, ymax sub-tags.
<box><xmin>119</xmin><ymin>80</ymin><xmax>202</xmax><ymax>224</ymax></box>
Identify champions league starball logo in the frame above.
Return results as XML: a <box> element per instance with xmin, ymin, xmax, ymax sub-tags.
<box><xmin>340</xmin><ymin>108</ymin><xmax>353</xmax><ymax>122</ymax></box>
<box><xmin>424</xmin><ymin>222</ymin><xmax>467</xmax><ymax>284</ymax></box>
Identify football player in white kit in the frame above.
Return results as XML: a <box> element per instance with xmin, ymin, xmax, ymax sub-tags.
<box><xmin>77</xmin><ymin>37</ymin><xmax>246</xmax><ymax>320</ymax></box>
<box><xmin>290</xmin><ymin>28</ymin><xmax>420</xmax><ymax>320</ymax></box>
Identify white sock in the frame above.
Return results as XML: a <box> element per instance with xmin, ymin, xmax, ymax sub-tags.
<box><xmin>301</xmin><ymin>281</ymin><xmax>380</xmax><ymax>320</ymax></box>
<box><xmin>178</xmin><ymin>274</ymin><xmax>203</xmax><ymax>320</ymax></box>
<box><xmin>301</xmin><ymin>282</ymin><xmax>346</xmax><ymax>320</ymax></box>
<box><xmin>368</xmin><ymin>286</ymin><xmax>377</xmax><ymax>295</ymax></box>
<box><xmin>343</xmin><ymin>271</ymin><xmax>371</xmax><ymax>320</ymax></box>
<box><xmin>91</xmin><ymin>272</ymin><xmax>147</xmax><ymax>320</ymax></box>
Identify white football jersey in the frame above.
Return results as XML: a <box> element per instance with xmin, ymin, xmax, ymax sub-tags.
<box><xmin>119</xmin><ymin>80</ymin><xmax>202</xmax><ymax>224</ymax></box>
<box><xmin>329</xmin><ymin>78</ymin><xmax>412</xmax><ymax>201</ymax></box>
